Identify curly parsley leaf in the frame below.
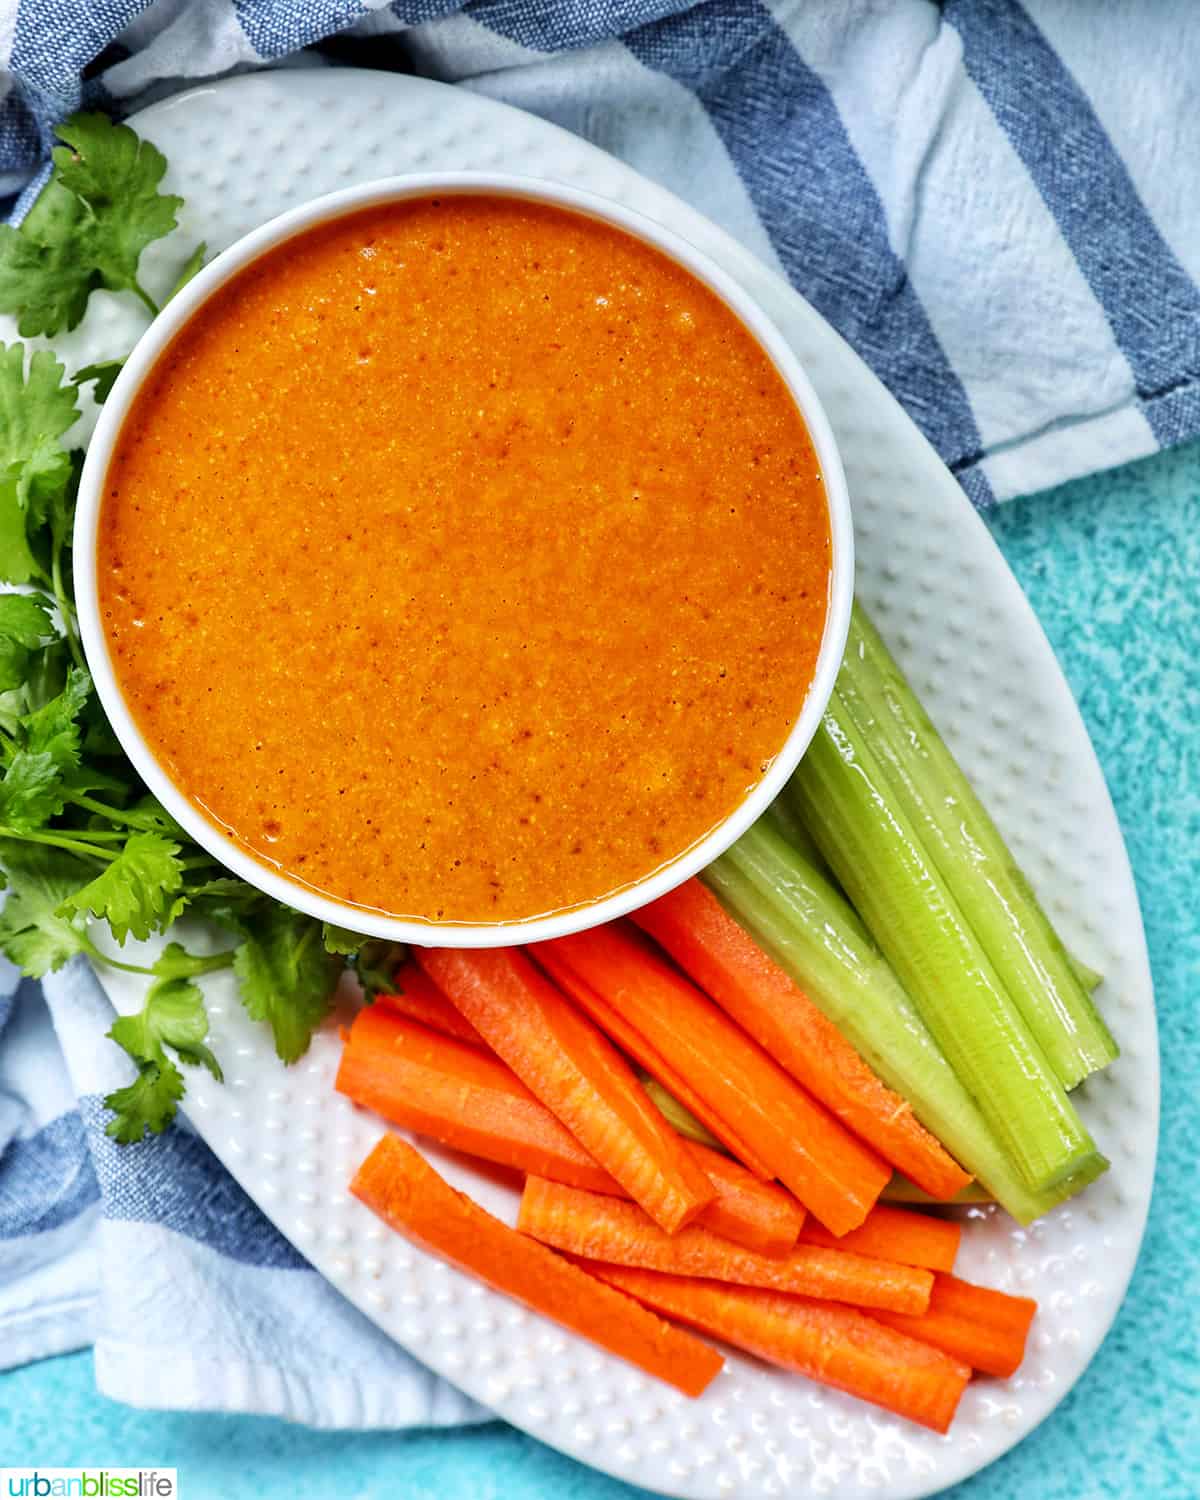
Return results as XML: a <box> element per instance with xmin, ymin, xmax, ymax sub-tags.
<box><xmin>0</xmin><ymin>839</ymin><xmax>92</xmax><ymax>976</ymax></box>
<box><xmin>232</xmin><ymin>905</ymin><xmax>339</xmax><ymax>1063</ymax></box>
<box><xmin>59</xmin><ymin>830</ymin><xmax>185</xmax><ymax>943</ymax></box>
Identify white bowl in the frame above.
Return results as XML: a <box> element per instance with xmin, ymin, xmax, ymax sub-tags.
<box><xmin>74</xmin><ymin>172</ymin><xmax>853</xmax><ymax>947</ymax></box>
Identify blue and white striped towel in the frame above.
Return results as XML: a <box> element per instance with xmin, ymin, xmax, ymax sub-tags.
<box><xmin>1</xmin><ymin>0</ymin><xmax>1196</xmax><ymax>1430</ymax></box>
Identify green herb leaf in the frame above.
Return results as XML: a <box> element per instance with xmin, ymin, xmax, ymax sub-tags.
<box><xmin>0</xmin><ymin>114</ymin><xmax>185</xmax><ymax>336</ymax></box>
<box><xmin>0</xmin><ymin>345</ymin><xmax>80</xmax><ymax>582</ymax></box>
<box><xmin>0</xmin><ymin>185</ymin><xmax>94</xmax><ymax>337</ymax></box>
<box><xmin>0</xmin><ymin>465</ymin><xmax>43</xmax><ymax>585</ymax></box>
<box><xmin>0</xmin><ymin>838</ymin><xmax>92</xmax><ymax>975</ymax></box>
<box><xmin>110</xmin><ymin>973</ymin><xmax>223</xmax><ymax>1083</ymax></box>
<box><xmin>74</xmin><ymin>360</ymin><xmax>124</xmax><ymax>405</ymax></box>
<box><xmin>24</xmin><ymin>664</ymin><xmax>91</xmax><ymax>768</ymax></box>
<box><xmin>0</xmin><ymin>344</ymin><xmax>80</xmax><ymax>471</ymax></box>
<box><xmin>59</xmin><ymin>829</ymin><xmax>185</xmax><ymax>943</ymax></box>
<box><xmin>320</xmin><ymin>922</ymin><xmax>399</xmax><ymax>1000</ymax></box>
<box><xmin>0</xmin><ymin>750</ymin><xmax>67</xmax><ymax>831</ymax></box>
<box><xmin>0</xmin><ymin>594</ymin><xmax>54</xmax><ymax>647</ymax></box>
<box><xmin>353</xmin><ymin>939</ymin><xmax>400</xmax><ymax>1000</ymax></box>
<box><xmin>103</xmin><ymin>1058</ymin><xmax>185</xmax><ymax>1143</ymax></box>
<box><xmin>0</xmin><ymin>594</ymin><xmax>54</xmax><ymax>694</ymax></box>
<box><xmin>52</xmin><ymin>114</ymin><xmax>182</xmax><ymax>297</ymax></box>
<box><xmin>167</xmin><ymin>242</ymin><xmax>206</xmax><ymax>302</ymax></box>
<box><xmin>232</xmin><ymin>905</ymin><xmax>338</xmax><ymax>1063</ymax></box>
<box><xmin>321</xmin><ymin>922</ymin><xmax>363</xmax><ymax>956</ymax></box>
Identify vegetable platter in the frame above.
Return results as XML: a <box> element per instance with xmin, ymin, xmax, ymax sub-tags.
<box><xmin>0</xmin><ymin>71</ymin><xmax>1157</xmax><ymax>1500</ymax></box>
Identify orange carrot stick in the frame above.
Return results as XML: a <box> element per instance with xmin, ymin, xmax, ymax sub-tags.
<box><xmin>337</xmin><ymin>1006</ymin><xmax>799</xmax><ymax>1252</ymax></box>
<box><xmin>519</xmin><ymin>1177</ymin><xmax>931</xmax><ymax>1314</ymax></box>
<box><xmin>582</xmin><ymin>1261</ymin><xmax>969</xmax><ymax>1432</ymax></box>
<box><xmin>872</xmin><ymin>1274</ymin><xmax>1038</xmax><ymax>1378</ymax></box>
<box><xmin>336</xmin><ymin>1007</ymin><xmax>619</xmax><ymax>1192</ymax></box>
<box><xmin>690</xmin><ymin>1142</ymin><xmax>804</xmax><ymax>1256</ymax></box>
<box><xmin>352</xmin><ymin>1136</ymin><xmax>724</xmax><ymax>1397</ymax></box>
<box><xmin>417</xmin><ymin>947</ymin><xmax>715</xmax><ymax>1233</ymax></box>
<box><xmin>799</xmin><ymin>1204</ymin><xmax>961</xmax><ymax>1273</ymax></box>
<box><xmin>377</xmin><ymin>960</ymin><xmax>487</xmax><ymax>1047</ymax></box>
<box><xmin>534</xmin><ymin>926</ymin><xmax>890</xmax><ymax>1234</ymax></box>
<box><xmin>634</xmin><ymin>880</ymin><xmax>972</xmax><ymax>1199</ymax></box>
<box><xmin>533</xmin><ymin>946</ymin><xmax>775</xmax><ymax>1179</ymax></box>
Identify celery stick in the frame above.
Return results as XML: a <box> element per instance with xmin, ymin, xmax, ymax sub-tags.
<box><xmin>883</xmin><ymin>1175</ymin><xmax>994</xmax><ymax>1206</ymax></box>
<box><xmin>788</xmin><ymin>694</ymin><xmax>1098</xmax><ymax>1193</ymax></box>
<box><xmin>1070</xmin><ymin>954</ymin><xmax>1104</xmax><ymax>994</ymax></box>
<box><xmin>706</xmin><ymin>824</ymin><xmax>1107</xmax><ymax>1222</ymax></box>
<box><xmin>762</xmin><ymin>798</ymin><xmax>831</xmax><ymax>877</ymax></box>
<box><xmin>841</xmin><ymin>605</ymin><xmax>1117</xmax><ymax>1089</ymax></box>
<box><xmin>640</xmin><ymin>1072</ymin><xmax>723</xmax><ymax>1150</ymax></box>
<box><xmin>882</xmin><ymin>1157</ymin><xmax>1109</xmax><ymax>1206</ymax></box>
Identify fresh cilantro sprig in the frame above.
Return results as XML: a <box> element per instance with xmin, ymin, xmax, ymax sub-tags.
<box><xmin>1</xmin><ymin>114</ymin><xmax>179</xmax><ymax>333</ymax></box>
<box><xmin>0</xmin><ymin>114</ymin><xmax>399</xmax><ymax>1144</ymax></box>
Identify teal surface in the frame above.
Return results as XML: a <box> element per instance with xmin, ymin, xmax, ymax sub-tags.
<box><xmin>2</xmin><ymin>440</ymin><xmax>1198</xmax><ymax>1498</ymax></box>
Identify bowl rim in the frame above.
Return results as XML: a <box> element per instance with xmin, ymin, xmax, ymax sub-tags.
<box><xmin>73</xmin><ymin>170</ymin><xmax>854</xmax><ymax>947</ymax></box>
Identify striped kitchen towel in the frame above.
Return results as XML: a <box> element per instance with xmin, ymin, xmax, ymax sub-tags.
<box><xmin>1</xmin><ymin>0</ymin><xmax>1196</xmax><ymax>1430</ymax></box>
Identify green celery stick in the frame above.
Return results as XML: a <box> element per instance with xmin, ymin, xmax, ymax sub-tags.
<box><xmin>640</xmin><ymin>1072</ymin><xmax>723</xmax><ymax>1150</ymax></box>
<box><xmin>1070</xmin><ymin>954</ymin><xmax>1104</xmax><ymax>994</ymax></box>
<box><xmin>840</xmin><ymin>605</ymin><xmax>1117</xmax><ymax>1089</ymax></box>
<box><xmin>882</xmin><ymin>1175</ymin><xmax>995</xmax><ymax>1206</ymax></box>
<box><xmin>705</xmin><ymin>824</ymin><xmax>1107</xmax><ymax>1222</ymax></box>
<box><xmin>762</xmin><ymin>798</ymin><xmax>833</xmax><ymax>878</ymax></box>
<box><xmin>787</xmin><ymin>696</ymin><xmax>1099</xmax><ymax>1193</ymax></box>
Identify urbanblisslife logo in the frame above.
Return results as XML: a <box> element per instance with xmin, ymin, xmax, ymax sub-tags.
<box><xmin>2</xmin><ymin>1473</ymin><xmax>177</xmax><ymax>1497</ymax></box>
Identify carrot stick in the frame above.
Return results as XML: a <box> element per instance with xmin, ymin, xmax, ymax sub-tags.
<box><xmin>582</xmin><ymin>1261</ymin><xmax>969</xmax><ymax>1432</ymax></box>
<box><xmin>690</xmin><ymin>1142</ymin><xmax>804</xmax><ymax>1256</ymax></box>
<box><xmin>351</xmin><ymin>1136</ymin><xmax>724</xmax><ymax>1398</ymax></box>
<box><xmin>534</xmin><ymin>926</ymin><xmax>890</xmax><ymax>1234</ymax></box>
<box><xmin>417</xmin><ymin>947</ymin><xmax>715</xmax><ymax>1233</ymax></box>
<box><xmin>799</xmin><ymin>1204</ymin><xmax>961</xmax><ymax>1273</ymax></box>
<box><xmin>338</xmin><ymin>1006</ymin><xmax>802</xmax><ymax>1254</ymax></box>
<box><xmin>519</xmin><ymin>1177</ymin><xmax>931</xmax><ymax>1314</ymax></box>
<box><xmin>336</xmin><ymin>1006</ymin><xmax>619</xmax><ymax>1192</ymax></box>
<box><xmin>871</xmin><ymin>1274</ymin><xmax>1038</xmax><ymax>1378</ymax></box>
<box><xmin>533</xmin><ymin>946</ymin><xmax>775</xmax><ymax>1179</ymax></box>
<box><xmin>634</xmin><ymin>880</ymin><xmax>971</xmax><ymax>1199</ymax></box>
<box><xmin>377</xmin><ymin>959</ymin><xmax>486</xmax><ymax>1047</ymax></box>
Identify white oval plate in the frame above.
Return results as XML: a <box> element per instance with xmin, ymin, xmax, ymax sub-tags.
<box><xmin>38</xmin><ymin>70</ymin><xmax>1155</xmax><ymax>1500</ymax></box>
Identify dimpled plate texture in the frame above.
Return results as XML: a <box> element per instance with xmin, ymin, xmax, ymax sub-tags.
<box><xmin>52</xmin><ymin>71</ymin><xmax>1156</xmax><ymax>1500</ymax></box>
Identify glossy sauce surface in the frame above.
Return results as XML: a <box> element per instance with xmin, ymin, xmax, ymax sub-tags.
<box><xmin>99</xmin><ymin>196</ymin><xmax>831</xmax><ymax>923</ymax></box>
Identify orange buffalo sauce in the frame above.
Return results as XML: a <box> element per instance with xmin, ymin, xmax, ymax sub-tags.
<box><xmin>98</xmin><ymin>196</ymin><xmax>831</xmax><ymax>924</ymax></box>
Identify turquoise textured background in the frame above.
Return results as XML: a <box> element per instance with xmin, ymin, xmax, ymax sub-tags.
<box><xmin>2</xmin><ymin>439</ymin><xmax>1197</xmax><ymax>1498</ymax></box>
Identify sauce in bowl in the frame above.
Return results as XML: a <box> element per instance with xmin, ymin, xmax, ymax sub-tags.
<box><xmin>98</xmin><ymin>194</ymin><xmax>831</xmax><ymax>924</ymax></box>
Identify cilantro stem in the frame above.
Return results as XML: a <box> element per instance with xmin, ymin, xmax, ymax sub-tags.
<box><xmin>0</xmin><ymin>825</ymin><xmax>116</xmax><ymax>860</ymax></box>
<box><xmin>69</xmin><ymin>793</ymin><xmax>165</xmax><ymax>830</ymax></box>
<box><xmin>80</xmin><ymin>932</ymin><xmax>235</xmax><ymax>978</ymax></box>
<box><xmin>180</xmin><ymin>854</ymin><xmax>221</xmax><ymax>871</ymax></box>
<box><xmin>132</xmin><ymin>280</ymin><xmax>160</xmax><ymax>318</ymax></box>
<box><xmin>51</xmin><ymin>547</ymin><xmax>85</xmax><ymax>671</ymax></box>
